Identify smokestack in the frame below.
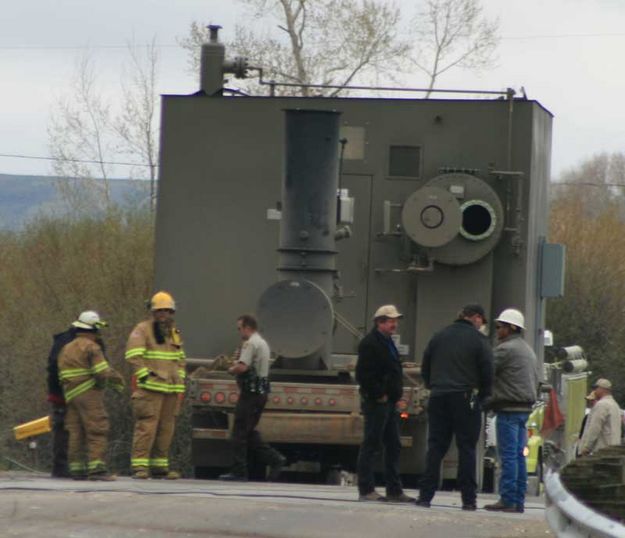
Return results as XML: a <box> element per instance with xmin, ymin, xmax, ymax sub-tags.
<box><xmin>200</xmin><ymin>25</ymin><xmax>225</xmax><ymax>96</ymax></box>
<box><xmin>257</xmin><ymin>109</ymin><xmax>342</xmax><ymax>369</ymax></box>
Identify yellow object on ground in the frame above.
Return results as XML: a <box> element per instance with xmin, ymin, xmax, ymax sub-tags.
<box><xmin>14</xmin><ymin>416</ymin><xmax>52</xmax><ymax>440</ymax></box>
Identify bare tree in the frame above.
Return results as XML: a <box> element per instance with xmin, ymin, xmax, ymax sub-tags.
<box><xmin>114</xmin><ymin>38</ymin><xmax>160</xmax><ymax>211</ymax></box>
<box><xmin>409</xmin><ymin>0</ymin><xmax>499</xmax><ymax>97</ymax></box>
<box><xmin>179</xmin><ymin>0</ymin><xmax>408</xmax><ymax>96</ymax></box>
<box><xmin>47</xmin><ymin>41</ymin><xmax>159</xmax><ymax>214</ymax></box>
<box><xmin>48</xmin><ymin>52</ymin><xmax>115</xmax><ymax>213</ymax></box>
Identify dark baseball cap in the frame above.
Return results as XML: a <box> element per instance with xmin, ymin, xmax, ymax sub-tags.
<box><xmin>461</xmin><ymin>304</ymin><xmax>487</xmax><ymax>322</ymax></box>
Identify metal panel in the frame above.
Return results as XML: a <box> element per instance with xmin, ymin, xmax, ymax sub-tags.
<box><xmin>542</xmin><ymin>242</ymin><xmax>566</xmax><ymax>298</ymax></box>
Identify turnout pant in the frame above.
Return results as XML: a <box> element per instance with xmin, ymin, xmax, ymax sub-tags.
<box><xmin>131</xmin><ymin>389</ymin><xmax>180</xmax><ymax>473</ymax></box>
<box><xmin>50</xmin><ymin>403</ymin><xmax>69</xmax><ymax>477</ymax></box>
<box><xmin>357</xmin><ymin>400</ymin><xmax>403</xmax><ymax>497</ymax></box>
<box><xmin>231</xmin><ymin>392</ymin><xmax>283</xmax><ymax>476</ymax></box>
<box><xmin>419</xmin><ymin>392</ymin><xmax>482</xmax><ymax>505</ymax></box>
<box><xmin>65</xmin><ymin>389</ymin><xmax>109</xmax><ymax>476</ymax></box>
<box><xmin>496</xmin><ymin>412</ymin><xmax>529</xmax><ymax>508</ymax></box>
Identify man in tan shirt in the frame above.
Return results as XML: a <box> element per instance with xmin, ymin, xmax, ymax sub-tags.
<box><xmin>579</xmin><ymin>378</ymin><xmax>622</xmax><ymax>456</ymax></box>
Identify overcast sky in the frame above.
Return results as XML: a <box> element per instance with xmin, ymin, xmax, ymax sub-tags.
<box><xmin>2</xmin><ymin>0</ymin><xmax>625</xmax><ymax>178</ymax></box>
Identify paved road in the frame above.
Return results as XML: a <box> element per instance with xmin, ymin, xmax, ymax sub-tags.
<box><xmin>0</xmin><ymin>473</ymin><xmax>552</xmax><ymax>538</ymax></box>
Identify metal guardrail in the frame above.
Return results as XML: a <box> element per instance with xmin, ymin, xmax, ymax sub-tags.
<box><xmin>544</xmin><ymin>469</ymin><xmax>625</xmax><ymax>537</ymax></box>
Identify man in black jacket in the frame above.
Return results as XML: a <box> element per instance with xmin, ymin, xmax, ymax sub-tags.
<box><xmin>355</xmin><ymin>305</ymin><xmax>413</xmax><ymax>503</ymax></box>
<box><xmin>416</xmin><ymin>304</ymin><xmax>494</xmax><ymax>510</ymax></box>
<box><xmin>47</xmin><ymin>324</ymin><xmax>78</xmax><ymax>478</ymax></box>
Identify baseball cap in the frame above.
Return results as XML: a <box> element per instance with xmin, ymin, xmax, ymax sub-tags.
<box><xmin>373</xmin><ymin>305</ymin><xmax>403</xmax><ymax>320</ymax></box>
<box><xmin>592</xmin><ymin>378</ymin><xmax>612</xmax><ymax>390</ymax></box>
<box><xmin>585</xmin><ymin>390</ymin><xmax>597</xmax><ymax>401</ymax></box>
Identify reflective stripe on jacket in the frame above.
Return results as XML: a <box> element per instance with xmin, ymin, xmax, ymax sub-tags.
<box><xmin>125</xmin><ymin>320</ymin><xmax>186</xmax><ymax>394</ymax></box>
<box><xmin>58</xmin><ymin>335</ymin><xmax>124</xmax><ymax>402</ymax></box>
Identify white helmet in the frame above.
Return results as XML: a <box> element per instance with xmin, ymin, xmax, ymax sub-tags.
<box><xmin>495</xmin><ymin>308</ymin><xmax>525</xmax><ymax>330</ymax></box>
<box><xmin>72</xmin><ymin>310</ymin><xmax>107</xmax><ymax>330</ymax></box>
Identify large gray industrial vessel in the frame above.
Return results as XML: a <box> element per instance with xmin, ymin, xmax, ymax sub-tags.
<box><xmin>153</xmin><ymin>27</ymin><xmax>564</xmax><ymax>481</ymax></box>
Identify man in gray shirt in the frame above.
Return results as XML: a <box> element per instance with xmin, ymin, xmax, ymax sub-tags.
<box><xmin>219</xmin><ymin>314</ymin><xmax>286</xmax><ymax>481</ymax></box>
<box><xmin>579</xmin><ymin>378</ymin><xmax>622</xmax><ymax>456</ymax></box>
<box><xmin>484</xmin><ymin>308</ymin><xmax>538</xmax><ymax>513</ymax></box>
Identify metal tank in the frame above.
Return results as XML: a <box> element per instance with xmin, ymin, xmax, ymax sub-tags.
<box><xmin>258</xmin><ymin>110</ymin><xmax>340</xmax><ymax>371</ymax></box>
<box><xmin>153</xmin><ymin>29</ymin><xmax>565</xmax><ymax>480</ymax></box>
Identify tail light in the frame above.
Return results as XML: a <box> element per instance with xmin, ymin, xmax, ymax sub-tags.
<box><xmin>200</xmin><ymin>391</ymin><xmax>212</xmax><ymax>403</ymax></box>
<box><xmin>287</xmin><ymin>397</ymin><xmax>294</xmax><ymax>404</ymax></box>
<box><xmin>400</xmin><ymin>412</ymin><xmax>409</xmax><ymax>420</ymax></box>
<box><xmin>314</xmin><ymin>398</ymin><xmax>323</xmax><ymax>406</ymax></box>
<box><xmin>214</xmin><ymin>392</ymin><xmax>226</xmax><ymax>404</ymax></box>
<box><xmin>272</xmin><ymin>396</ymin><xmax>281</xmax><ymax>404</ymax></box>
<box><xmin>300</xmin><ymin>397</ymin><xmax>309</xmax><ymax>405</ymax></box>
<box><xmin>228</xmin><ymin>392</ymin><xmax>239</xmax><ymax>404</ymax></box>
<box><xmin>328</xmin><ymin>398</ymin><xmax>336</xmax><ymax>407</ymax></box>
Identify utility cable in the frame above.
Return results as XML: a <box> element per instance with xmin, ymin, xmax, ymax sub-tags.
<box><xmin>0</xmin><ymin>152</ymin><xmax>156</xmax><ymax>168</ymax></box>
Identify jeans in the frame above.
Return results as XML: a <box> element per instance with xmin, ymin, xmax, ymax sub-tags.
<box><xmin>357</xmin><ymin>400</ymin><xmax>403</xmax><ymax>496</ymax></box>
<box><xmin>419</xmin><ymin>392</ymin><xmax>482</xmax><ymax>505</ymax></box>
<box><xmin>496</xmin><ymin>412</ymin><xmax>529</xmax><ymax>507</ymax></box>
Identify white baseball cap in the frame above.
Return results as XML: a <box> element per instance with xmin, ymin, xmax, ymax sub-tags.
<box><xmin>373</xmin><ymin>305</ymin><xmax>403</xmax><ymax>320</ymax></box>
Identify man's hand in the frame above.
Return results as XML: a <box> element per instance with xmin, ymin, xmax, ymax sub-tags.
<box><xmin>228</xmin><ymin>362</ymin><xmax>249</xmax><ymax>376</ymax></box>
<box><xmin>376</xmin><ymin>395</ymin><xmax>388</xmax><ymax>403</ymax></box>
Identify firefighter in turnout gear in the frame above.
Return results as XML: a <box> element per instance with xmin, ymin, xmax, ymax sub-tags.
<box><xmin>58</xmin><ymin>311</ymin><xmax>124</xmax><ymax>480</ymax></box>
<box><xmin>127</xmin><ymin>291</ymin><xmax>186</xmax><ymax>479</ymax></box>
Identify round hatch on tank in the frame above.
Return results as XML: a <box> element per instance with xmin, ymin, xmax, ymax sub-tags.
<box><xmin>401</xmin><ymin>186</ymin><xmax>462</xmax><ymax>248</ymax></box>
<box><xmin>418</xmin><ymin>172</ymin><xmax>504</xmax><ymax>266</ymax></box>
<box><xmin>257</xmin><ymin>279</ymin><xmax>334</xmax><ymax>359</ymax></box>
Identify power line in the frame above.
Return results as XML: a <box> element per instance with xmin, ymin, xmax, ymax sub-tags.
<box><xmin>0</xmin><ymin>152</ymin><xmax>156</xmax><ymax>168</ymax></box>
<box><xmin>1</xmin><ymin>31</ymin><xmax>625</xmax><ymax>51</ymax></box>
<box><xmin>552</xmin><ymin>182</ymin><xmax>625</xmax><ymax>188</ymax></box>
<box><xmin>0</xmin><ymin>44</ymin><xmax>180</xmax><ymax>50</ymax></box>
<box><xmin>502</xmin><ymin>32</ymin><xmax>625</xmax><ymax>40</ymax></box>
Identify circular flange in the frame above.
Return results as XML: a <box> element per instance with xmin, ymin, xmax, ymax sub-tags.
<box><xmin>459</xmin><ymin>199</ymin><xmax>497</xmax><ymax>241</ymax></box>
<box><xmin>401</xmin><ymin>186</ymin><xmax>462</xmax><ymax>248</ymax></box>
<box><xmin>257</xmin><ymin>279</ymin><xmax>333</xmax><ymax>359</ymax></box>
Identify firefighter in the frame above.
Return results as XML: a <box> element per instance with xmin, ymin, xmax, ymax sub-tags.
<box><xmin>46</xmin><ymin>320</ymin><xmax>78</xmax><ymax>478</ymax></box>
<box><xmin>126</xmin><ymin>291</ymin><xmax>186</xmax><ymax>479</ymax></box>
<box><xmin>58</xmin><ymin>311</ymin><xmax>124</xmax><ymax>480</ymax></box>
<box><xmin>218</xmin><ymin>314</ymin><xmax>286</xmax><ymax>481</ymax></box>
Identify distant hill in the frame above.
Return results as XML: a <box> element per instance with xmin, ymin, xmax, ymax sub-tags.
<box><xmin>0</xmin><ymin>174</ymin><xmax>150</xmax><ymax>229</ymax></box>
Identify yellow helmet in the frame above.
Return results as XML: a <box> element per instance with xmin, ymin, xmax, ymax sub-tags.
<box><xmin>150</xmin><ymin>291</ymin><xmax>176</xmax><ymax>311</ymax></box>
